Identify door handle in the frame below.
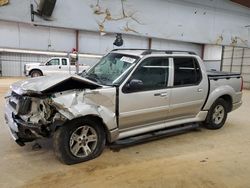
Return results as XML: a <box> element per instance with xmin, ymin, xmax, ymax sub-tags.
<box><xmin>154</xmin><ymin>92</ymin><xmax>168</xmax><ymax>97</ymax></box>
<box><xmin>59</xmin><ymin>66</ymin><xmax>61</xmax><ymax>69</ymax></box>
<box><xmin>197</xmin><ymin>88</ymin><xmax>203</xmax><ymax>92</ymax></box>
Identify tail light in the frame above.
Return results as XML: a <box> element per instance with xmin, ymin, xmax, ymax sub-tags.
<box><xmin>240</xmin><ymin>76</ymin><xmax>243</xmax><ymax>92</ymax></box>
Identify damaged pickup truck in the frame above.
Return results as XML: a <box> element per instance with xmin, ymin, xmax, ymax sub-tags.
<box><xmin>4</xmin><ymin>49</ymin><xmax>243</xmax><ymax>164</ymax></box>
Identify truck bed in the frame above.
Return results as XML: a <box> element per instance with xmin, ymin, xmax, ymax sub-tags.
<box><xmin>202</xmin><ymin>71</ymin><xmax>242</xmax><ymax>112</ymax></box>
<box><xmin>207</xmin><ymin>71</ymin><xmax>241</xmax><ymax>79</ymax></box>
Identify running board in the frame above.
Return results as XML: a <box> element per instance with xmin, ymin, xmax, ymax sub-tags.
<box><xmin>109</xmin><ymin>123</ymin><xmax>199</xmax><ymax>150</ymax></box>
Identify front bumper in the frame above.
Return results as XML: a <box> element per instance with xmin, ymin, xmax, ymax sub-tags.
<box><xmin>24</xmin><ymin>69</ymin><xmax>30</xmax><ymax>77</ymax></box>
<box><xmin>4</xmin><ymin>103</ymin><xmax>42</xmax><ymax>146</ymax></box>
<box><xmin>4</xmin><ymin>103</ymin><xmax>19</xmax><ymax>139</ymax></box>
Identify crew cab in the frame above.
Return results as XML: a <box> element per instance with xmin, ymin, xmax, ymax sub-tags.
<box><xmin>4</xmin><ymin>49</ymin><xmax>242</xmax><ymax>164</ymax></box>
<box><xmin>24</xmin><ymin>57</ymin><xmax>90</xmax><ymax>77</ymax></box>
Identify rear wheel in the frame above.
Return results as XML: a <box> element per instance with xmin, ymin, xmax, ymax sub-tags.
<box><xmin>204</xmin><ymin>98</ymin><xmax>228</xmax><ymax>130</ymax></box>
<box><xmin>30</xmin><ymin>70</ymin><xmax>42</xmax><ymax>77</ymax></box>
<box><xmin>53</xmin><ymin>117</ymin><xmax>106</xmax><ymax>165</ymax></box>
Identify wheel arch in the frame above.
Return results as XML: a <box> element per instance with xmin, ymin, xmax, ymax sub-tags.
<box><xmin>203</xmin><ymin>85</ymin><xmax>234</xmax><ymax>112</ymax></box>
<box><xmin>29</xmin><ymin>69</ymin><xmax>43</xmax><ymax>76</ymax></box>
<box><xmin>219</xmin><ymin>94</ymin><xmax>232</xmax><ymax>112</ymax></box>
<box><xmin>78</xmin><ymin>115</ymin><xmax>113</xmax><ymax>144</ymax></box>
<box><xmin>55</xmin><ymin>114</ymin><xmax>117</xmax><ymax>144</ymax></box>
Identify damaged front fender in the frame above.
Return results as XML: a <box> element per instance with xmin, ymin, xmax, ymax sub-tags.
<box><xmin>51</xmin><ymin>87</ymin><xmax>118</xmax><ymax>132</ymax></box>
<box><xmin>7</xmin><ymin>75</ymin><xmax>119</xmax><ymax>143</ymax></box>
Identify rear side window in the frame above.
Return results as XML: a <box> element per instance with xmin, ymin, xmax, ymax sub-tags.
<box><xmin>62</xmin><ymin>59</ymin><xmax>67</xmax><ymax>65</ymax></box>
<box><xmin>173</xmin><ymin>57</ymin><xmax>201</xmax><ymax>86</ymax></box>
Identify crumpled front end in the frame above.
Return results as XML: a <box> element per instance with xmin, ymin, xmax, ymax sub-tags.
<box><xmin>4</xmin><ymin>86</ymin><xmax>118</xmax><ymax>146</ymax></box>
<box><xmin>4</xmin><ymin>91</ymin><xmax>60</xmax><ymax>145</ymax></box>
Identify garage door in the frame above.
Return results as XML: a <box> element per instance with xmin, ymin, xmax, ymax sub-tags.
<box><xmin>222</xmin><ymin>46</ymin><xmax>250</xmax><ymax>89</ymax></box>
<box><xmin>0</xmin><ymin>52</ymin><xmax>54</xmax><ymax>76</ymax></box>
<box><xmin>0</xmin><ymin>52</ymin><xmax>101</xmax><ymax>77</ymax></box>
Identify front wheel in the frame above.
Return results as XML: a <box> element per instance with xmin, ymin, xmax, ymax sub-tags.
<box><xmin>30</xmin><ymin>70</ymin><xmax>42</xmax><ymax>77</ymax></box>
<box><xmin>204</xmin><ymin>98</ymin><xmax>228</xmax><ymax>130</ymax></box>
<box><xmin>53</xmin><ymin>117</ymin><xmax>106</xmax><ymax>165</ymax></box>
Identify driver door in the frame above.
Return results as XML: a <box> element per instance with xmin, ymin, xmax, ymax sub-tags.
<box><xmin>119</xmin><ymin>56</ymin><xmax>171</xmax><ymax>130</ymax></box>
<box><xmin>44</xmin><ymin>58</ymin><xmax>61</xmax><ymax>75</ymax></box>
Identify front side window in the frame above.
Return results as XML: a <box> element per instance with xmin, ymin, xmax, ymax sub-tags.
<box><xmin>47</xmin><ymin>59</ymin><xmax>59</xmax><ymax>66</ymax></box>
<box><xmin>126</xmin><ymin>57</ymin><xmax>169</xmax><ymax>92</ymax></box>
<box><xmin>173</xmin><ymin>57</ymin><xmax>201</xmax><ymax>86</ymax></box>
<box><xmin>84</xmin><ymin>53</ymin><xmax>139</xmax><ymax>85</ymax></box>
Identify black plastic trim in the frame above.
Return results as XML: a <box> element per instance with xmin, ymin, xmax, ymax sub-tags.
<box><xmin>142</xmin><ymin>50</ymin><xmax>197</xmax><ymax>55</ymax></box>
<box><xmin>201</xmin><ymin>75</ymin><xmax>210</xmax><ymax>110</ymax></box>
<box><xmin>208</xmin><ymin>75</ymin><xmax>241</xmax><ymax>81</ymax></box>
<box><xmin>110</xmin><ymin>123</ymin><xmax>199</xmax><ymax>149</ymax></box>
<box><xmin>112</xmin><ymin>48</ymin><xmax>148</xmax><ymax>52</ymax></box>
<box><xmin>115</xmin><ymin>86</ymin><xmax>120</xmax><ymax>128</ymax></box>
<box><xmin>111</xmin><ymin>49</ymin><xmax>197</xmax><ymax>56</ymax></box>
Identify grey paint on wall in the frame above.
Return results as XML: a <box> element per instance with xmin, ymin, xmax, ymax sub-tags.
<box><xmin>0</xmin><ymin>0</ymin><xmax>249</xmax><ymax>47</ymax></box>
<box><xmin>0</xmin><ymin>21</ymin><xmax>202</xmax><ymax>56</ymax></box>
<box><xmin>0</xmin><ymin>21</ymin><xmax>76</xmax><ymax>51</ymax></box>
<box><xmin>79</xmin><ymin>31</ymin><xmax>148</xmax><ymax>54</ymax></box>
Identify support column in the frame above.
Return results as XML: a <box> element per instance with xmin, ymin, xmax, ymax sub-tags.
<box><xmin>220</xmin><ymin>46</ymin><xmax>225</xmax><ymax>71</ymax></box>
<box><xmin>75</xmin><ymin>30</ymin><xmax>79</xmax><ymax>74</ymax></box>
<box><xmin>240</xmin><ymin>48</ymin><xmax>245</xmax><ymax>74</ymax></box>
<box><xmin>76</xmin><ymin>30</ymin><xmax>79</xmax><ymax>51</ymax></box>
<box><xmin>148</xmin><ymin>38</ymin><xmax>152</xmax><ymax>49</ymax></box>
<box><xmin>230</xmin><ymin>47</ymin><xmax>235</xmax><ymax>73</ymax></box>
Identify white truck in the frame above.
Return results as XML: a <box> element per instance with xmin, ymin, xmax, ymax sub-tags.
<box><xmin>24</xmin><ymin>57</ymin><xmax>90</xmax><ymax>77</ymax></box>
<box><xmin>5</xmin><ymin>49</ymin><xmax>243</xmax><ymax>164</ymax></box>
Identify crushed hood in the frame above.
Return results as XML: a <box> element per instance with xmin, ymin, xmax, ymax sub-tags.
<box><xmin>11</xmin><ymin>75</ymin><xmax>102</xmax><ymax>95</ymax></box>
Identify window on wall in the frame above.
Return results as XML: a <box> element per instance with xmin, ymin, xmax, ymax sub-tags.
<box><xmin>128</xmin><ymin>57</ymin><xmax>169</xmax><ymax>92</ymax></box>
<box><xmin>173</xmin><ymin>57</ymin><xmax>202</xmax><ymax>86</ymax></box>
<box><xmin>62</xmin><ymin>59</ymin><xmax>67</xmax><ymax>65</ymax></box>
<box><xmin>47</xmin><ymin>59</ymin><xmax>59</xmax><ymax>66</ymax></box>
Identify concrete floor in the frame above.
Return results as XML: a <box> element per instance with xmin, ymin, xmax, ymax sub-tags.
<box><xmin>0</xmin><ymin>77</ymin><xmax>250</xmax><ymax>188</ymax></box>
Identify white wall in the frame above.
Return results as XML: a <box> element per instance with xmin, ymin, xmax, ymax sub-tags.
<box><xmin>79</xmin><ymin>31</ymin><xmax>148</xmax><ymax>55</ymax></box>
<box><xmin>0</xmin><ymin>21</ymin><xmax>204</xmax><ymax>76</ymax></box>
<box><xmin>203</xmin><ymin>45</ymin><xmax>222</xmax><ymax>71</ymax></box>
<box><xmin>0</xmin><ymin>0</ymin><xmax>249</xmax><ymax>47</ymax></box>
<box><xmin>0</xmin><ymin>21</ymin><xmax>76</xmax><ymax>52</ymax></box>
<box><xmin>151</xmin><ymin>39</ymin><xmax>202</xmax><ymax>57</ymax></box>
<box><xmin>0</xmin><ymin>21</ymin><xmax>202</xmax><ymax>56</ymax></box>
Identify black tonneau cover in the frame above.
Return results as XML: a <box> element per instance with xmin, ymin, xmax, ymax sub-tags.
<box><xmin>207</xmin><ymin>71</ymin><xmax>241</xmax><ymax>79</ymax></box>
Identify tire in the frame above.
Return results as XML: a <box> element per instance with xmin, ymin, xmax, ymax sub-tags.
<box><xmin>204</xmin><ymin>98</ymin><xmax>228</xmax><ymax>130</ymax></box>
<box><xmin>30</xmin><ymin>70</ymin><xmax>42</xmax><ymax>77</ymax></box>
<box><xmin>53</xmin><ymin>117</ymin><xmax>106</xmax><ymax>165</ymax></box>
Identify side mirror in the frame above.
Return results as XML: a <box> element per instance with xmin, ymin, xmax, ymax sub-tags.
<box><xmin>125</xmin><ymin>79</ymin><xmax>143</xmax><ymax>92</ymax></box>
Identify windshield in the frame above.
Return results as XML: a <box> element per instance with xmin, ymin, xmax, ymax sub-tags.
<box><xmin>83</xmin><ymin>53</ymin><xmax>139</xmax><ymax>86</ymax></box>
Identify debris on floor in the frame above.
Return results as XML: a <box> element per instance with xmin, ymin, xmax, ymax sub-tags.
<box><xmin>200</xmin><ymin>157</ymin><xmax>209</xmax><ymax>163</ymax></box>
<box><xmin>32</xmin><ymin>143</ymin><xmax>42</xmax><ymax>151</ymax></box>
